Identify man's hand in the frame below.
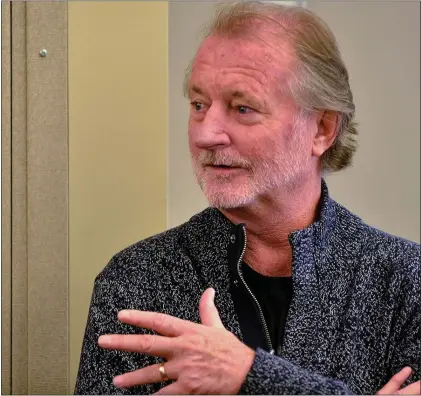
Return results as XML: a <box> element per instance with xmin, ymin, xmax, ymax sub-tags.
<box><xmin>377</xmin><ymin>367</ymin><xmax>420</xmax><ymax>395</ymax></box>
<box><xmin>98</xmin><ymin>288</ymin><xmax>255</xmax><ymax>395</ymax></box>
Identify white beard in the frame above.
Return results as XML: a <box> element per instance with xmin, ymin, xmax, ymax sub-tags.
<box><xmin>192</xmin><ymin>114</ymin><xmax>312</xmax><ymax>209</ymax></box>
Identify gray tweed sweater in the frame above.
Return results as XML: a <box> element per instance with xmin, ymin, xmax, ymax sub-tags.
<box><xmin>74</xmin><ymin>183</ymin><xmax>420</xmax><ymax>395</ymax></box>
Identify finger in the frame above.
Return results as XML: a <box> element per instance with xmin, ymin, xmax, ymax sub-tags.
<box><xmin>117</xmin><ymin>310</ymin><xmax>200</xmax><ymax>337</ymax></box>
<box><xmin>153</xmin><ymin>382</ymin><xmax>186</xmax><ymax>395</ymax></box>
<box><xmin>377</xmin><ymin>367</ymin><xmax>412</xmax><ymax>395</ymax></box>
<box><xmin>98</xmin><ymin>334</ymin><xmax>176</xmax><ymax>358</ymax></box>
<box><xmin>199</xmin><ymin>288</ymin><xmax>225</xmax><ymax>328</ymax></box>
<box><xmin>113</xmin><ymin>362</ymin><xmax>177</xmax><ymax>389</ymax></box>
<box><xmin>397</xmin><ymin>380</ymin><xmax>421</xmax><ymax>395</ymax></box>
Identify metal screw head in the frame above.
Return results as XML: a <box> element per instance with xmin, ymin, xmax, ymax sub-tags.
<box><xmin>39</xmin><ymin>49</ymin><xmax>48</xmax><ymax>57</ymax></box>
<box><xmin>230</xmin><ymin>234</ymin><xmax>236</xmax><ymax>244</ymax></box>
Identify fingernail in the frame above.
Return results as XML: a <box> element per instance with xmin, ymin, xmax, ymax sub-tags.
<box><xmin>113</xmin><ymin>376</ymin><xmax>124</xmax><ymax>387</ymax></box>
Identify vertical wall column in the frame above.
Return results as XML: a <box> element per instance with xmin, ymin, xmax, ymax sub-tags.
<box><xmin>2</xmin><ymin>2</ymin><xmax>69</xmax><ymax>394</ymax></box>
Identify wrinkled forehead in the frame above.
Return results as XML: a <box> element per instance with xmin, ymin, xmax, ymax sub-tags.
<box><xmin>190</xmin><ymin>34</ymin><xmax>296</xmax><ymax>91</ymax></box>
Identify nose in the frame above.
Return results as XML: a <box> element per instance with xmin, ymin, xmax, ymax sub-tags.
<box><xmin>193</xmin><ymin>104</ymin><xmax>231</xmax><ymax>150</ymax></box>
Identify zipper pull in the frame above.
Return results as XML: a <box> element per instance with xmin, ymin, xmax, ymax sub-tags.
<box><xmin>269</xmin><ymin>349</ymin><xmax>275</xmax><ymax>355</ymax></box>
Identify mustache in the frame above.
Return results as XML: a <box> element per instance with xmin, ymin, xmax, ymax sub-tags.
<box><xmin>198</xmin><ymin>151</ymin><xmax>252</xmax><ymax>169</ymax></box>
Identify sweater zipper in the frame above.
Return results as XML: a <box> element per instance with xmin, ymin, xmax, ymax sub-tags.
<box><xmin>236</xmin><ymin>224</ymin><xmax>275</xmax><ymax>355</ymax></box>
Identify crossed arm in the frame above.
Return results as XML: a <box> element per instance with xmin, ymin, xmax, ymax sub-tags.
<box><xmin>76</xmin><ymin>287</ymin><xmax>420</xmax><ymax>395</ymax></box>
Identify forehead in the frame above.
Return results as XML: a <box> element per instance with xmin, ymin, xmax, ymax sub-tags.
<box><xmin>190</xmin><ymin>34</ymin><xmax>295</xmax><ymax>92</ymax></box>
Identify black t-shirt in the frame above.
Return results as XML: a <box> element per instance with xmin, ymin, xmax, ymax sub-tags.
<box><xmin>242</xmin><ymin>262</ymin><xmax>293</xmax><ymax>352</ymax></box>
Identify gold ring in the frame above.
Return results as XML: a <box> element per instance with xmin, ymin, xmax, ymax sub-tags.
<box><xmin>159</xmin><ymin>362</ymin><xmax>169</xmax><ymax>381</ymax></box>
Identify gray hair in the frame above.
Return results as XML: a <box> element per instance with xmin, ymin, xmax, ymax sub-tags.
<box><xmin>184</xmin><ymin>1</ymin><xmax>358</xmax><ymax>172</ymax></box>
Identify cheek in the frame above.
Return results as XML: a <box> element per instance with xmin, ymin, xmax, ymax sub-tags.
<box><xmin>188</xmin><ymin>141</ymin><xmax>199</xmax><ymax>158</ymax></box>
<box><xmin>268</xmin><ymin>119</ymin><xmax>302</xmax><ymax>150</ymax></box>
<box><xmin>188</xmin><ymin>123</ymin><xmax>200</xmax><ymax>158</ymax></box>
<box><xmin>244</xmin><ymin>124</ymin><xmax>293</xmax><ymax>159</ymax></box>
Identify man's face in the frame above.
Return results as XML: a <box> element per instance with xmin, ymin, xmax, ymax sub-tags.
<box><xmin>188</xmin><ymin>34</ymin><xmax>315</xmax><ymax>209</ymax></box>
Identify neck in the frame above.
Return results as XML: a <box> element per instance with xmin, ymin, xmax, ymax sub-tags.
<box><xmin>221</xmin><ymin>176</ymin><xmax>322</xmax><ymax>276</ymax></box>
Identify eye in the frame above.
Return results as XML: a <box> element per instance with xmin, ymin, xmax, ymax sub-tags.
<box><xmin>236</xmin><ymin>105</ymin><xmax>254</xmax><ymax>114</ymax></box>
<box><xmin>191</xmin><ymin>101</ymin><xmax>205</xmax><ymax>111</ymax></box>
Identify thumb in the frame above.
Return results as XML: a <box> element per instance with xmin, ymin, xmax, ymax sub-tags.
<box><xmin>199</xmin><ymin>288</ymin><xmax>225</xmax><ymax>328</ymax></box>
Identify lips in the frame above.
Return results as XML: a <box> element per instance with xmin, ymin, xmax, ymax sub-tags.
<box><xmin>210</xmin><ymin>165</ymin><xmax>235</xmax><ymax>169</ymax></box>
<box><xmin>206</xmin><ymin>164</ymin><xmax>241</xmax><ymax>169</ymax></box>
<box><xmin>204</xmin><ymin>163</ymin><xmax>242</xmax><ymax>168</ymax></box>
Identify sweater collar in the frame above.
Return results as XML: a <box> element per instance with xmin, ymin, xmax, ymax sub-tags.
<box><xmin>288</xmin><ymin>178</ymin><xmax>336</xmax><ymax>251</ymax></box>
<box><xmin>227</xmin><ymin>178</ymin><xmax>336</xmax><ymax>269</ymax></box>
<box><xmin>181</xmin><ymin>178</ymin><xmax>336</xmax><ymax>284</ymax></box>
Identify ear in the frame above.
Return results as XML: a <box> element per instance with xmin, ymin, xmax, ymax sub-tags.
<box><xmin>312</xmin><ymin>110</ymin><xmax>339</xmax><ymax>158</ymax></box>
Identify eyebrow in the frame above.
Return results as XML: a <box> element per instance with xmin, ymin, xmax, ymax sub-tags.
<box><xmin>190</xmin><ymin>85</ymin><xmax>204</xmax><ymax>96</ymax></box>
<box><xmin>232</xmin><ymin>90</ymin><xmax>246</xmax><ymax>98</ymax></box>
<box><xmin>189</xmin><ymin>85</ymin><xmax>264</xmax><ymax>108</ymax></box>
<box><xmin>231</xmin><ymin>90</ymin><xmax>263</xmax><ymax>109</ymax></box>
<box><xmin>190</xmin><ymin>86</ymin><xmax>252</xmax><ymax>98</ymax></box>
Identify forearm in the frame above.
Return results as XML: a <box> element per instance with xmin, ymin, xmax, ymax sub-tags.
<box><xmin>240</xmin><ymin>348</ymin><xmax>354</xmax><ymax>395</ymax></box>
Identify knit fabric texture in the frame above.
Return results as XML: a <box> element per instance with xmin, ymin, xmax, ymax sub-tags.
<box><xmin>74</xmin><ymin>182</ymin><xmax>420</xmax><ymax>395</ymax></box>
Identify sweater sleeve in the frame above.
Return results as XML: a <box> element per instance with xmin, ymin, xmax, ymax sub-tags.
<box><xmin>73</xmin><ymin>268</ymin><xmax>160</xmax><ymax>395</ymax></box>
<box><xmin>387</xmin><ymin>250</ymin><xmax>420</xmax><ymax>388</ymax></box>
<box><xmin>389</xmin><ymin>306</ymin><xmax>421</xmax><ymax>387</ymax></box>
<box><xmin>240</xmin><ymin>348</ymin><xmax>354</xmax><ymax>395</ymax></box>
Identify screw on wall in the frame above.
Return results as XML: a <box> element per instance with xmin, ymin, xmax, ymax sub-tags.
<box><xmin>39</xmin><ymin>49</ymin><xmax>48</xmax><ymax>57</ymax></box>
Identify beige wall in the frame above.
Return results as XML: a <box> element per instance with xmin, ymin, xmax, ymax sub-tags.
<box><xmin>168</xmin><ymin>1</ymin><xmax>420</xmax><ymax>243</ymax></box>
<box><xmin>308</xmin><ymin>1</ymin><xmax>420</xmax><ymax>243</ymax></box>
<box><xmin>68</xmin><ymin>2</ymin><xmax>168</xmax><ymax>391</ymax></box>
<box><xmin>168</xmin><ymin>1</ymin><xmax>216</xmax><ymax>228</ymax></box>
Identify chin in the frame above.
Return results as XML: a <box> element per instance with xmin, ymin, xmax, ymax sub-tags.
<box><xmin>202</xmin><ymin>184</ymin><xmax>257</xmax><ymax>209</ymax></box>
<box><xmin>208</xmin><ymin>197</ymin><xmax>254</xmax><ymax>210</ymax></box>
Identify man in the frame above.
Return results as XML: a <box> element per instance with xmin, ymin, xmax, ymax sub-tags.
<box><xmin>74</xmin><ymin>1</ymin><xmax>420</xmax><ymax>395</ymax></box>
